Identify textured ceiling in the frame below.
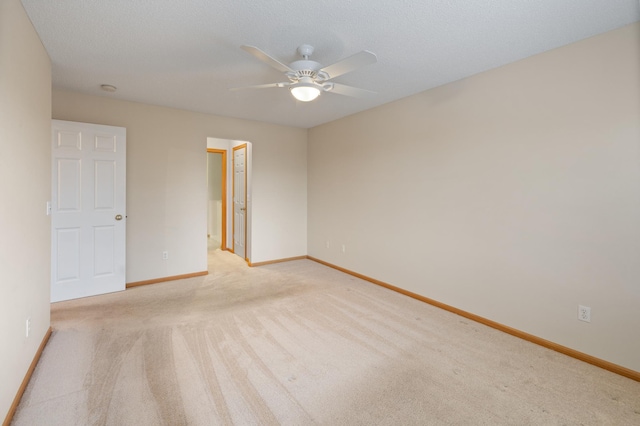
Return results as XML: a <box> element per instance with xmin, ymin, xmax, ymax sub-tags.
<box><xmin>21</xmin><ymin>0</ymin><xmax>640</xmax><ymax>129</ymax></box>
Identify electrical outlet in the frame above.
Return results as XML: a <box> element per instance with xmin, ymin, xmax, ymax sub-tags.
<box><xmin>162</xmin><ymin>251</ymin><xmax>169</xmax><ymax>260</ymax></box>
<box><xmin>578</xmin><ymin>305</ymin><xmax>591</xmax><ymax>323</ymax></box>
<box><xmin>341</xmin><ymin>244</ymin><xmax>346</xmax><ymax>253</ymax></box>
<box><xmin>325</xmin><ymin>240</ymin><xmax>330</xmax><ymax>249</ymax></box>
<box><xmin>26</xmin><ymin>318</ymin><xmax>31</xmax><ymax>337</ymax></box>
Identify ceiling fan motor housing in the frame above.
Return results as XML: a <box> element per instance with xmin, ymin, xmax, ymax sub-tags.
<box><xmin>288</xmin><ymin>60</ymin><xmax>328</xmax><ymax>83</ymax></box>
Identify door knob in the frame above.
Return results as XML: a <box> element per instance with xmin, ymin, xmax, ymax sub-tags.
<box><xmin>115</xmin><ymin>214</ymin><xmax>123</xmax><ymax>220</ymax></box>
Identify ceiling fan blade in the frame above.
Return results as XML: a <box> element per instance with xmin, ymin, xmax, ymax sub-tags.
<box><xmin>320</xmin><ymin>51</ymin><xmax>377</xmax><ymax>80</ymax></box>
<box><xmin>241</xmin><ymin>45</ymin><xmax>293</xmax><ymax>73</ymax></box>
<box><xmin>325</xmin><ymin>83</ymin><xmax>376</xmax><ymax>99</ymax></box>
<box><xmin>230</xmin><ymin>82</ymin><xmax>291</xmax><ymax>91</ymax></box>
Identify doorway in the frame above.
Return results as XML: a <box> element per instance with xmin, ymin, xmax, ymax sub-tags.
<box><xmin>206</xmin><ymin>137</ymin><xmax>252</xmax><ymax>263</ymax></box>
<box><xmin>206</xmin><ymin>149</ymin><xmax>226</xmax><ymax>251</ymax></box>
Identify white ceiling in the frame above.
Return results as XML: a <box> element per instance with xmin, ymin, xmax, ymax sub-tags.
<box><xmin>21</xmin><ymin>0</ymin><xmax>640</xmax><ymax>129</ymax></box>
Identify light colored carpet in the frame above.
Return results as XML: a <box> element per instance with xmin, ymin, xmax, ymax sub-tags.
<box><xmin>12</xmin><ymin>249</ymin><xmax>640</xmax><ymax>425</ymax></box>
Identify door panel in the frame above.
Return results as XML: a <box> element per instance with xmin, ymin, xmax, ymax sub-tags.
<box><xmin>95</xmin><ymin>160</ymin><xmax>116</xmax><ymax>209</ymax></box>
<box><xmin>51</xmin><ymin>120</ymin><xmax>126</xmax><ymax>302</ymax></box>
<box><xmin>55</xmin><ymin>228</ymin><xmax>81</xmax><ymax>281</ymax></box>
<box><xmin>93</xmin><ymin>226</ymin><xmax>115</xmax><ymax>276</ymax></box>
<box><xmin>57</xmin><ymin>130</ymin><xmax>81</xmax><ymax>149</ymax></box>
<box><xmin>233</xmin><ymin>145</ymin><xmax>246</xmax><ymax>260</ymax></box>
<box><xmin>57</xmin><ymin>159</ymin><xmax>81</xmax><ymax>211</ymax></box>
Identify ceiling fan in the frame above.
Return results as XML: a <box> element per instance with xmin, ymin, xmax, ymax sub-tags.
<box><xmin>232</xmin><ymin>44</ymin><xmax>377</xmax><ymax>102</ymax></box>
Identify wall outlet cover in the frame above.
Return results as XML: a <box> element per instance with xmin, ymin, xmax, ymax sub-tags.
<box><xmin>578</xmin><ymin>305</ymin><xmax>591</xmax><ymax>323</ymax></box>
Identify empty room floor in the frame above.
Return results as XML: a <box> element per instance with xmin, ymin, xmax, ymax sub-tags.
<box><xmin>12</xmin><ymin>250</ymin><xmax>640</xmax><ymax>425</ymax></box>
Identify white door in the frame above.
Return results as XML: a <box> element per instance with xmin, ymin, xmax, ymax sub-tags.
<box><xmin>51</xmin><ymin>120</ymin><xmax>126</xmax><ymax>302</ymax></box>
<box><xmin>233</xmin><ymin>144</ymin><xmax>247</xmax><ymax>260</ymax></box>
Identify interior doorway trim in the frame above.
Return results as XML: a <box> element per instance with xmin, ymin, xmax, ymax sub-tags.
<box><xmin>207</xmin><ymin>148</ymin><xmax>227</xmax><ymax>251</ymax></box>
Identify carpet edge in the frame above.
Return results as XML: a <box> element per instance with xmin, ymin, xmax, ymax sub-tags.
<box><xmin>306</xmin><ymin>256</ymin><xmax>640</xmax><ymax>383</ymax></box>
<box><xmin>3</xmin><ymin>326</ymin><xmax>53</xmax><ymax>426</ymax></box>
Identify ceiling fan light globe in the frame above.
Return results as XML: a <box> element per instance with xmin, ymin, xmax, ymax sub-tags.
<box><xmin>290</xmin><ymin>85</ymin><xmax>321</xmax><ymax>102</ymax></box>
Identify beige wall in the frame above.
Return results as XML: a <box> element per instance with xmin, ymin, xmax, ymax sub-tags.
<box><xmin>53</xmin><ymin>91</ymin><xmax>307</xmax><ymax>280</ymax></box>
<box><xmin>308</xmin><ymin>23</ymin><xmax>640</xmax><ymax>372</ymax></box>
<box><xmin>0</xmin><ymin>0</ymin><xmax>52</xmax><ymax>419</ymax></box>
